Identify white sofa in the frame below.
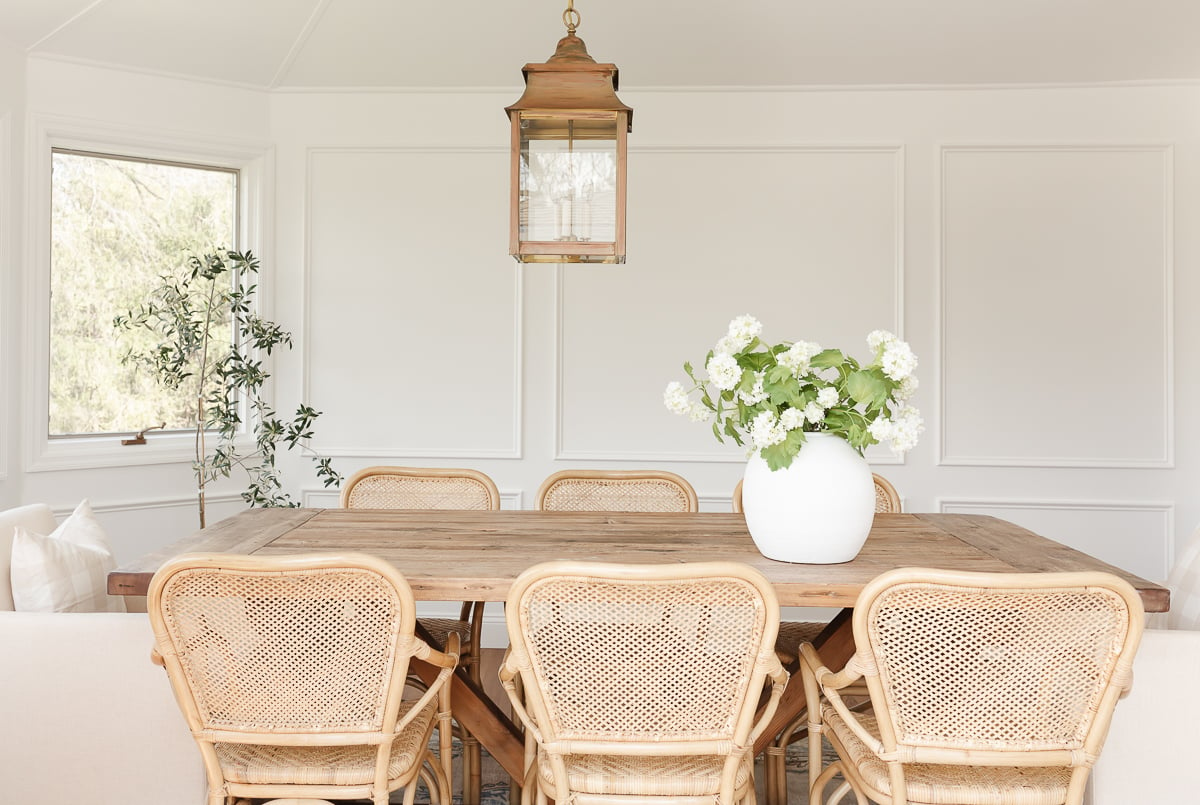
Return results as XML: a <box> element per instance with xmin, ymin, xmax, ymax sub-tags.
<box><xmin>0</xmin><ymin>503</ymin><xmax>206</xmax><ymax>805</ymax></box>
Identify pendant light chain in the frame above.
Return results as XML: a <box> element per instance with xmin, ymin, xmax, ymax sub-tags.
<box><xmin>563</xmin><ymin>0</ymin><xmax>580</xmax><ymax>34</ymax></box>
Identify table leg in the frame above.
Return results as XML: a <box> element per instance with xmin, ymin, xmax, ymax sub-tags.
<box><xmin>410</xmin><ymin>644</ymin><xmax>525</xmax><ymax>782</ymax></box>
<box><xmin>753</xmin><ymin>608</ymin><xmax>856</xmax><ymax>757</ymax></box>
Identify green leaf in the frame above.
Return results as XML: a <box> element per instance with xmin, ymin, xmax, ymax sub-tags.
<box><xmin>810</xmin><ymin>349</ymin><xmax>845</xmax><ymax>369</ymax></box>
<box><xmin>845</xmin><ymin>369</ymin><xmax>890</xmax><ymax>408</ymax></box>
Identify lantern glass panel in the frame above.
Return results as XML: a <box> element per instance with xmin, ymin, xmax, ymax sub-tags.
<box><xmin>518</xmin><ymin>114</ymin><xmax>619</xmax><ymax>245</ymax></box>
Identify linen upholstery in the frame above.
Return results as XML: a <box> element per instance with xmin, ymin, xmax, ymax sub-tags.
<box><xmin>0</xmin><ymin>502</ymin><xmax>58</xmax><ymax>610</ymax></box>
<box><xmin>8</xmin><ymin>500</ymin><xmax>124</xmax><ymax>613</ymax></box>
<box><xmin>500</xmin><ymin>561</ymin><xmax>788</xmax><ymax>805</ymax></box>
<box><xmin>800</xmin><ymin>568</ymin><xmax>1144</xmax><ymax>805</ymax></box>
<box><xmin>147</xmin><ymin>552</ymin><xmax>458</xmax><ymax>805</ymax></box>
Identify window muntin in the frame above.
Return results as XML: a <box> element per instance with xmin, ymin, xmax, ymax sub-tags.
<box><xmin>49</xmin><ymin>149</ymin><xmax>238</xmax><ymax>437</ymax></box>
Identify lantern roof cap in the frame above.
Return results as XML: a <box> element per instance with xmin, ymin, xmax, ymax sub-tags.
<box><xmin>505</xmin><ymin>33</ymin><xmax>632</xmax><ymax>127</ymax></box>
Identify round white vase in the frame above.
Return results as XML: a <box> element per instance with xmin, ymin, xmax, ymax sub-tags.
<box><xmin>741</xmin><ymin>432</ymin><xmax>876</xmax><ymax>564</ymax></box>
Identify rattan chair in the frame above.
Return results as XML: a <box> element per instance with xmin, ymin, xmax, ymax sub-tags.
<box><xmin>800</xmin><ymin>568</ymin><xmax>1144</xmax><ymax>805</ymax></box>
<box><xmin>340</xmin><ymin>465</ymin><xmax>500</xmax><ymax>805</ymax></box>
<box><xmin>147</xmin><ymin>552</ymin><xmax>459</xmax><ymax>805</ymax></box>
<box><xmin>500</xmin><ymin>561</ymin><xmax>788</xmax><ymax>805</ymax></box>
<box><xmin>535</xmin><ymin>469</ymin><xmax>698</xmax><ymax>512</ymax></box>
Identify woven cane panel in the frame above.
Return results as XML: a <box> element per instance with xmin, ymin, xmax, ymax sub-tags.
<box><xmin>540</xmin><ymin>478</ymin><xmax>693</xmax><ymax>513</ymax></box>
<box><xmin>346</xmin><ymin>475</ymin><xmax>494</xmax><ymax>510</ymax></box>
<box><xmin>873</xmin><ymin>479</ymin><xmax>900</xmax><ymax>513</ymax></box>
<box><xmin>214</xmin><ymin>699</ymin><xmax>435</xmax><ymax>785</ymax></box>
<box><xmin>518</xmin><ymin>576</ymin><xmax>766</xmax><ymax>740</ymax></box>
<box><xmin>537</xmin><ymin>751</ymin><xmax>752</xmax><ymax>796</ymax></box>
<box><xmin>825</xmin><ymin>708</ymin><xmax>1072</xmax><ymax>805</ymax></box>
<box><xmin>865</xmin><ymin>583</ymin><xmax>1130</xmax><ymax>750</ymax></box>
<box><xmin>160</xmin><ymin>567</ymin><xmax>404</xmax><ymax>732</ymax></box>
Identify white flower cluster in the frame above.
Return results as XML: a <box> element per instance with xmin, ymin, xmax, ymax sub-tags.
<box><xmin>750</xmin><ymin>410</ymin><xmax>787</xmax><ymax>449</ymax></box>
<box><xmin>868</xmin><ymin>329</ymin><xmax>918</xmax><ymax>381</ymax></box>
<box><xmin>868</xmin><ymin>405</ymin><xmax>925</xmax><ymax>454</ymax></box>
<box><xmin>778</xmin><ymin>340</ymin><xmax>822</xmax><ymax>375</ymax></box>
<box><xmin>705</xmin><ymin>352</ymin><xmax>741</xmax><ymax>391</ymax></box>
<box><xmin>663</xmin><ymin>381</ymin><xmax>710</xmax><ymax>423</ymax></box>
<box><xmin>665</xmin><ymin>316</ymin><xmax>924</xmax><ymax>464</ymax></box>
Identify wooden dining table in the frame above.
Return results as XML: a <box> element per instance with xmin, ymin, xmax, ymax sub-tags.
<box><xmin>109</xmin><ymin>507</ymin><xmax>1169</xmax><ymax>782</ymax></box>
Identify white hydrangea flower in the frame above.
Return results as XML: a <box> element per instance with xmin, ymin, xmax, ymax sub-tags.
<box><xmin>714</xmin><ymin>335</ymin><xmax>740</xmax><ymax>355</ymax></box>
<box><xmin>663</xmin><ymin>381</ymin><xmax>691</xmax><ymax>416</ymax></box>
<box><xmin>867</xmin><ymin>329</ymin><xmax>898</xmax><ymax>352</ymax></box>
<box><xmin>749</xmin><ymin>410</ymin><xmax>787</xmax><ymax>449</ymax></box>
<box><xmin>803</xmin><ymin>401</ymin><xmax>826</xmax><ymax>424</ymax></box>
<box><xmin>777</xmin><ymin>340</ymin><xmax>822</xmax><ymax>375</ymax></box>
<box><xmin>893</xmin><ymin>375</ymin><xmax>919</xmax><ymax>402</ymax></box>
<box><xmin>780</xmin><ymin>407</ymin><xmax>806</xmax><ymax>430</ymax></box>
<box><xmin>687</xmin><ymin>402</ymin><xmax>711</xmax><ymax>423</ymax></box>
<box><xmin>881</xmin><ymin>340</ymin><xmax>918</xmax><ymax>381</ymax></box>
<box><xmin>816</xmin><ymin>386</ymin><xmax>840</xmax><ymax>408</ymax></box>
<box><xmin>868</xmin><ymin>416</ymin><xmax>895</xmax><ymax>443</ymax></box>
<box><xmin>706</xmin><ymin>352</ymin><xmax>741</xmax><ymax>391</ymax></box>
<box><xmin>726</xmin><ymin>315</ymin><xmax>762</xmax><ymax>351</ymax></box>
<box><xmin>888</xmin><ymin>406</ymin><xmax>924</xmax><ymax>453</ymax></box>
<box><xmin>738</xmin><ymin>371</ymin><xmax>768</xmax><ymax>405</ymax></box>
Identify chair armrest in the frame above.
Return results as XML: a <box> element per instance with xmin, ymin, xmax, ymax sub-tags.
<box><xmin>799</xmin><ymin>642</ymin><xmax>884</xmax><ymax>756</ymax></box>
<box><xmin>748</xmin><ymin>654</ymin><xmax>789</xmax><ymax>744</ymax></box>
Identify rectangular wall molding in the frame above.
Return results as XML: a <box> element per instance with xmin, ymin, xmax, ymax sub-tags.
<box><xmin>303</xmin><ymin>146</ymin><xmax>523</xmax><ymax>460</ymax></box>
<box><xmin>937</xmin><ymin>143</ymin><xmax>1174</xmax><ymax>469</ymax></box>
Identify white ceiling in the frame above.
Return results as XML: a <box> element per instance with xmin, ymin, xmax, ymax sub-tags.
<box><xmin>0</xmin><ymin>0</ymin><xmax>1197</xmax><ymax>91</ymax></box>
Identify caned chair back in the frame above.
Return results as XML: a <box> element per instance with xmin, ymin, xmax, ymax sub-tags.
<box><xmin>149</xmin><ymin>553</ymin><xmax>417</xmax><ymax>736</ymax></box>
<box><xmin>854</xmin><ymin>568</ymin><xmax>1143</xmax><ymax>761</ymax></box>
<box><xmin>148</xmin><ymin>553</ymin><xmax>457</xmax><ymax>805</ymax></box>
<box><xmin>536</xmin><ymin>470</ymin><xmax>698</xmax><ymax>513</ymax></box>
<box><xmin>732</xmin><ymin>473</ymin><xmax>900</xmax><ymax>514</ymax></box>
<box><xmin>340</xmin><ymin>466</ymin><xmax>500</xmax><ymax>510</ymax></box>
<box><xmin>503</xmin><ymin>561</ymin><xmax>783</xmax><ymax>749</ymax></box>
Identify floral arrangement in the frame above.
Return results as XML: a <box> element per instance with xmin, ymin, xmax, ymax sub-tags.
<box><xmin>664</xmin><ymin>315</ymin><xmax>923</xmax><ymax>471</ymax></box>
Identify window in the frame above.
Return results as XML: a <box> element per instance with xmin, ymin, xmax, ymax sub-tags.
<box><xmin>48</xmin><ymin>149</ymin><xmax>238</xmax><ymax>437</ymax></box>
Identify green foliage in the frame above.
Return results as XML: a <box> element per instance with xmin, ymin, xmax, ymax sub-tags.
<box><xmin>115</xmin><ymin>249</ymin><xmax>341</xmax><ymax>525</ymax></box>
<box><xmin>665</xmin><ymin>316</ymin><xmax>923</xmax><ymax>471</ymax></box>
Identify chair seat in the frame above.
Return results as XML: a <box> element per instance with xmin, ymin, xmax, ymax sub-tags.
<box><xmin>826</xmin><ymin>709</ymin><xmax>1072</xmax><ymax>805</ymax></box>
<box><xmin>419</xmin><ymin>616</ymin><xmax>472</xmax><ymax>647</ymax></box>
<box><xmin>537</xmin><ymin>750</ymin><xmax>752</xmax><ymax>797</ymax></box>
<box><xmin>214</xmin><ymin>699</ymin><xmax>436</xmax><ymax>786</ymax></box>
<box><xmin>774</xmin><ymin>619</ymin><xmax>826</xmax><ymax>666</ymax></box>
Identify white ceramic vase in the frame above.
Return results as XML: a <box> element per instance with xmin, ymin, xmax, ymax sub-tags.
<box><xmin>741</xmin><ymin>432</ymin><xmax>876</xmax><ymax>564</ymax></box>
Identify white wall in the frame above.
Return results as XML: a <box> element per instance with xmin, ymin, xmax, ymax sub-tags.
<box><xmin>0</xmin><ymin>39</ymin><xmax>25</xmax><ymax>510</ymax></box>
<box><xmin>4</xmin><ymin>58</ymin><xmax>1198</xmax><ymax>594</ymax></box>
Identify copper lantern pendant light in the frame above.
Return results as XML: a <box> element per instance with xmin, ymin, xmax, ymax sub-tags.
<box><xmin>505</xmin><ymin>1</ymin><xmax>632</xmax><ymax>264</ymax></box>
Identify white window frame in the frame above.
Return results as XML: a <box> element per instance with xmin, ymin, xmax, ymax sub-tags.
<box><xmin>24</xmin><ymin>114</ymin><xmax>274</xmax><ymax>472</ymax></box>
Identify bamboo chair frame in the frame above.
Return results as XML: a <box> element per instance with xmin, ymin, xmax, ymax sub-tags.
<box><xmin>340</xmin><ymin>465</ymin><xmax>501</xmax><ymax>805</ymax></box>
<box><xmin>800</xmin><ymin>568</ymin><xmax>1144</xmax><ymax>805</ymax></box>
<box><xmin>500</xmin><ymin>561</ymin><xmax>788</xmax><ymax>805</ymax></box>
<box><xmin>536</xmin><ymin>469</ymin><xmax>699</xmax><ymax>513</ymax></box>
<box><xmin>147</xmin><ymin>552</ymin><xmax>459</xmax><ymax>805</ymax></box>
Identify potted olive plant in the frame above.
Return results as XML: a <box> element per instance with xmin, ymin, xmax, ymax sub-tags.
<box><xmin>115</xmin><ymin>248</ymin><xmax>340</xmax><ymax>527</ymax></box>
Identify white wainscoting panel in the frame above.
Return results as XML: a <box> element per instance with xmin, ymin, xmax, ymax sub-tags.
<box><xmin>557</xmin><ymin>145</ymin><xmax>904</xmax><ymax>462</ymax></box>
<box><xmin>305</xmin><ymin>148</ymin><xmax>522</xmax><ymax>458</ymax></box>
<box><xmin>940</xmin><ymin>497</ymin><xmax>1172</xmax><ymax>583</ymax></box>
<box><xmin>939</xmin><ymin>145</ymin><xmax>1172</xmax><ymax>468</ymax></box>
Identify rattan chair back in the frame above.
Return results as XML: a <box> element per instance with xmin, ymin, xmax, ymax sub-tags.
<box><xmin>732</xmin><ymin>473</ymin><xmax>900</xmax><ymax>514</ymax></box>
<box><xmin>501</xmin><ymin>561</ymin><xmax>787</xmax><ymax>805</ymax></box>
<box><xmin>802</xmin><ymin>567</ymin><xmax>1144</xmax><ymax>805</ymax></box>
<box><xmin>148</xmin><ymin>552</ymin><xmax>458</xmax><ymax>805</ymax></box>
<box><xmin>340</xmin><ymin>466</ymin><xmax>500</xmax><ymax>510</ymax></box>
<box><xmin>536</xmin><ymin>469</ymin><xmax>698</xmax><ymax>513</ymax></box>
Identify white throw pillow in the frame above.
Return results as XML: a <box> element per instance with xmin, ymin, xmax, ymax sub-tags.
<box><xmin>10</xmin><ymin>500</ymin><xmax>125</xmax><ymax>613</ymax></box>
